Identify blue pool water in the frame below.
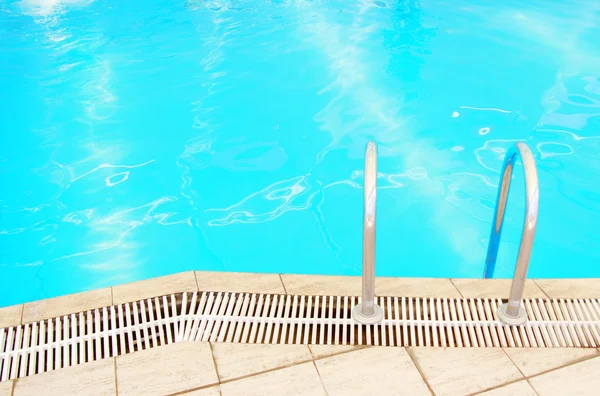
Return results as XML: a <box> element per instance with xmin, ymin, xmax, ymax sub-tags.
<box><xmin>2</xmin><ymin>0</ymin><xmax>600</xmax><ymax>307</ymax></box>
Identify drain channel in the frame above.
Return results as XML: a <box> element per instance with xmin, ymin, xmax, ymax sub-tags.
<box><xmin>1</xmin><ymin>292</ymin><xmax>600</xmax><ymax>382</ymax></box>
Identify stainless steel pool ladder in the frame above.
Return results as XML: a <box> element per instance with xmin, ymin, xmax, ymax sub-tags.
<box><xmin>352</xmin><ymin>141</ymin><xmax>539</xmax><ymax>326</ymax></box>
<box><xmin>352</xmin><ymin>141</ymin><xmax>384</xmax><ymax>324</ymax></box>
<box><xmin>483</xmin><ymin>142</ymin><xmax>539</xmax><ymax>325</ymax></box>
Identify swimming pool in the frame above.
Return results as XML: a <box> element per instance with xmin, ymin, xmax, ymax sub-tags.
<box><xmin>1</xmin><ymin>0</ymin><xmax>600</xmax><ymax>307</ymax></box>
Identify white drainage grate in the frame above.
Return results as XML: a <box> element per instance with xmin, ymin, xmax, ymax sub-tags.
<box><xmin>2</xmin><ymin>292</ymin><xmax>600</xmax><ymax>381</ymax></box>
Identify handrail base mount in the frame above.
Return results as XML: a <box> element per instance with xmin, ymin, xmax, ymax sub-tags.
<box><xmin>497</xmin><ymin>303</ymin><xmax>527</xmax><ymax>326</ymax></box>
<box><xmin>352</xmin><ymin>303</ymin><xmax>383</xmax><ymax>325</ymax></box>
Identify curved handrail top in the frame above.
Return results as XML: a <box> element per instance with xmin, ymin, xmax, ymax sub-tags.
<box><xmin>484</xmin><ymin>141</ymin><xmax>539</xmax><ymax>281</ymax></box>
<box><xmin>509</xmin><ymin>142</ymin><xmax>539</xmax><ymax>229</ymax></box>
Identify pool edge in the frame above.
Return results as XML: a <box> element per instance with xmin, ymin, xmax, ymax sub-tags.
<box><xmin>2</xmin><ymin>271</ymin><xmax>600</xmax><ymax>327</ymax></box>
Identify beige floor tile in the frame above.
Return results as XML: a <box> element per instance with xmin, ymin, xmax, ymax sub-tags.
<box><xmin>281</xmin><ymin>275</ymin><xmax>461</xmax><ymax>298</ymax></box>
<box><xmin>211</xmin><ymin>343</ymin><xmax>312</xmax><ymax>381</ymax></box>
<box><xmin>112</xmin><ymin>272</ymin><xmax>197</xmax><ymax>304</ymax></box>
<box><xmin>475</xmin><ymin>381</ymin><xmax>537</xmax><ymax>396</ymax></box>
<box><xmin>409</xmin><ymin>348</ymin><xmax>523</xmax><ymax>396</ymax></box>
<box><xmin>308</xmin><ymin>344</ymin><xmax>363</xmax><ymax>360</ymax></box>
<box><xmin>316</xmin><ymin>347</ymin><xmax>430</xmax><ymax>396</ymax></box>
<box><xmin>281</xmin><ymin>274</ymin><xmax>361</xmax><ymax>296</ymax></box>
<box><xmin>529</xmin><ymin>355</ymin><xmax>600</xmax><ymax>395</ymax></box>
<box><xmin>13</xmin><ymin>358</ymin><xmax>115</xmax><ymax>396</ymax></box>
<box><xmin>0</xmin><ymin>380</ymin><xmax>13</xmax><ymax>396</ymax></box>
<box><xmin>504</xmin><ymin>348</ymin><xmax>598</xmax><ymax>377</ymax></box>
<box><xmin>116</xmin><ymin>342</ymin><xmax>218</xmax><ymax>395</ymax></box>
<box><xmin>22</xmin><ymin>288</ymin><xmax>111</xmax><ymax>323</ymax></box>
<box><xmin>220</xmin><ymin>362</ymin><xmax>325</xmax><ymax>396</ymax></box>
<box><xmin>196</xmin><ymin>271</ymin><xmax>285</xmax><ymax>294</ymax></box>
<box><xmin>534</xmin><ymin>279</ymin><xmax>600</xmax><ymax>298</ymax></box>
<box><xmin>378</xmin><ymin>277</ymin><xmax>461</xmax><ymax>297</ymax></box>
<box><xmin>183</xmin><ymin>385</ymin><xmax>221</xmax><ymax>395</ymax></box>
<box><xmin>0</xmin><ymin>304</ymin><xmax>22</xmax><ymax>328</ymax></box>
<box><xmin>452</xmin><ymin>279</ymin><xmax>546</xmax><ymax>298</ymax></box>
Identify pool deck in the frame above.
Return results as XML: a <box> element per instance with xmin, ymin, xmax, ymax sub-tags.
<box><xmin>2</xmin><ymin>271</ymin><xmax>600</xmax><ymax>395</ymax></box>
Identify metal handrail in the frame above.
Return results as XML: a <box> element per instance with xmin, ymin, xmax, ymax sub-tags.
<box><xmin>483</xmin><ymin>142</ymin><xmax>539</xmax><ymax>325</ymax></box>
<box><xmin>352</xmin><ymin>141</ymin><xmax>383</xmax><ymax>324</ymax></box>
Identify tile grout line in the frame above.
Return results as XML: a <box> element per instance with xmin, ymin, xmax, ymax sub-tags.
<box><xmin>172</xmin><ymin>347</ymin><xmax>366</xmax><ymax>396</ymax></box>
<box><xmin>471</xmin><ymin>349</ymin><xmax>600</xmax><ymax>395</ymax></box>
<box><xmin>279</xmin><ymin>274</ymin><xmax>288</xmax><ymax>295</ymax></box>
<box><xmin>194</xmin><ymin>272</ymin><xmax>200</xmax><ymax>293</ymax></box>
<box><xmin>461</xmin><ymin>349</ymin><xmax>531</xmax><ymax>395</ymax></box>
<box><xmin>525</xmin><ymin>378</ymin><xmax>542</xmax><ymax>396</ymax></box>
<box><xmin>167</xmin><ymin>383</ymin><xmax>220</xmax><ymax>396</ymax></box>
<box><xmin>404</xmin><ymin>347</ymin><xmax>437</xmax><ymax>396</ymax></box>
<box><xmin>211</xmin><ymin>345</ymin><xmax>368</xmax><ymax>388</ymax></box>
<box><xmin>533</xmin><ymin>280</ymin><xmax>551</xmax><ymax>299</ymax></box>
<box><xmin>309</xmin><ymin>345</ymin><xmax>370</xmax><ymax>361</ymax></box>
<box><xmin>523</xmin><ymin>350</ymin><xmax>600</xmax><ymax>380</ymax></box>
<box><xmin>207</xmin><ymin>342</ymin><xmax>223</xmax><ymax>384</ymax></box>
<box><xmin>449</xmin><ymin>279</ymin><xmax>465</xmax><ymax>298</ymax></box>
<box><xmin>217</xmin><ymin>358</ymin><xmax>315</xmax><ymax>386</ymax></box>
<box><xmin>113</xmin><ymin>357</ymin><xmax>119</xmax><ymax>396</ymax></box>
<box><xmin>167</xmin><ymin>344</ymin><xmax>222</xmax><ymax>395</ymax></box>
<box><xmin>311</xmin><ymin>360</ymin><xmax>330</xmax><ymax>396</ymax></box>
<box><xmin>465</xmin><ymin>376</ymin><xmax>527</xmax><ymax>396</ymax></box>
<box><xmin>500</xmin><ymin>347</ymin><xmax>527</xmax><ymax>378</ymax></box>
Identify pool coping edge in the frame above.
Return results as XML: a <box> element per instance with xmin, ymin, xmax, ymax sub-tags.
<box><xmin>2</xmin><ymin>270</ymin><xmax>600</xmax><ymax>327</ymax></box>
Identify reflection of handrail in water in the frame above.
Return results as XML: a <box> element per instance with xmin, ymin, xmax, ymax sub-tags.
<box><xmin>352</xmin><ymin>140</ymin><xmax>383</xmax><ymax>324</ymax></box>
<box><xmin>483</xmin><ymin>142</ymin><xmax>539</xmax><ymax>325</ymax></box>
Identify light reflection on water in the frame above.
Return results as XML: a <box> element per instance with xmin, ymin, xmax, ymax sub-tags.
<box><xmin>1</xmin><ymin>0</ymin><xmax>600</xmax><ymax>306</ymax></box>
